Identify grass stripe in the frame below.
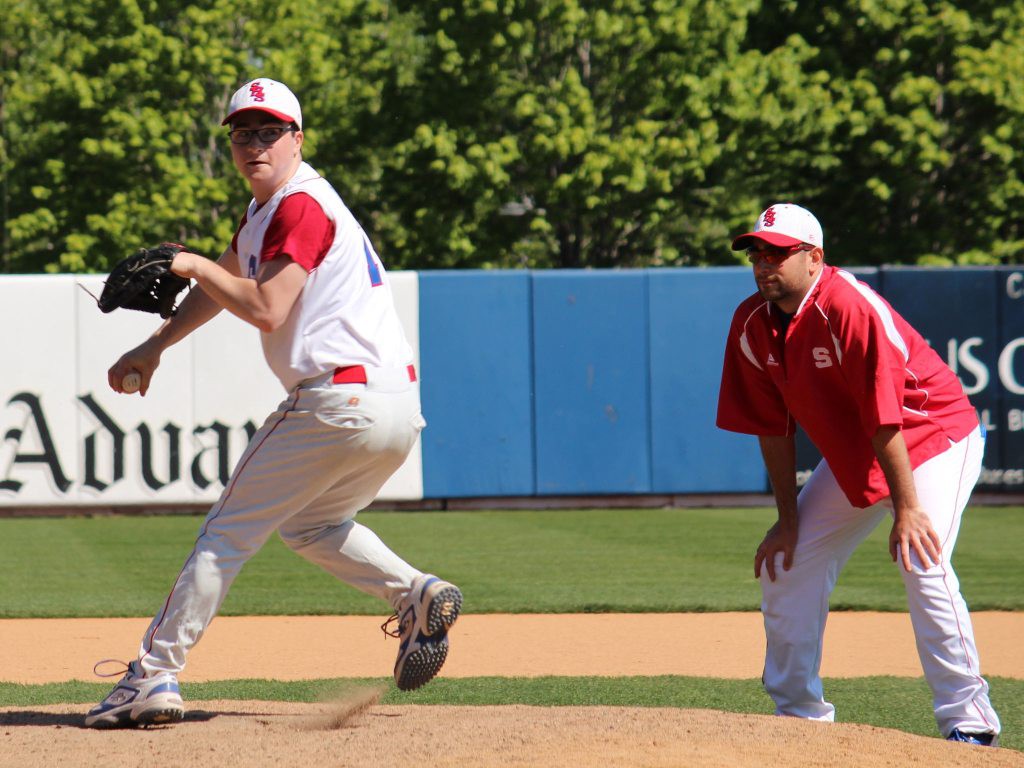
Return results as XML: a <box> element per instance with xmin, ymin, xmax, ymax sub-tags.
<box><xmin>0</xmin><ymin>507</ymin><xmax>1020</xmax><ymax>616</ymax></box>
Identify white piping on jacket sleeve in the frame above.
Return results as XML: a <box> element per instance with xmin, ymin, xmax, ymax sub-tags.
<box><xmin>835</xmin><ymin>269</ymin><xmax>909</xmax><ymax>361</ymax></box>
<box><xmin>738</xmin><ymin>302</ymin><xmax>770</xmax><ymax>371</ymax></box>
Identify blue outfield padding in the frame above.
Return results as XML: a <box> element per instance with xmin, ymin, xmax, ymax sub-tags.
<box><xmin>532</xmin><ymin>271</ymin><xmax>651</xmax><ymax>494</ymax></box>
<box><xmin>648</xmin><ymin>268</ymin><xmax>767</xmax><ymax>493</ymax></box>
<box><xmin>418</xmin><ymin>271</ymin><xmax>535</xmax><ymax>497</ymax></box>
<box><xmin>415</xmin><ymin>266</ymin><xmax>1021</xmax><ymax>501</ymax></box>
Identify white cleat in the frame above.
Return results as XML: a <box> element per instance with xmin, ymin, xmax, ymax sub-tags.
<box><xmin>384</xmin><ymin>574</ymin><xmax>463</xmax><ymax>691</ymax></box>
<box><xmin>85</xmin><ymin>660</ymin><xmax>184</xmax><ymax>728</ymax></box>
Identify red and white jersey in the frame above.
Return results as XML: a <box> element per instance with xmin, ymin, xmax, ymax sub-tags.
<box><xmin>716</xmin><ymin>265</ymin><xmax>978</xmax><ymax>507</ymax></box>
<box><xmin>231</xmin><ymin>162</ymin><xmax>413</xmax><ymax>390</ymax></box>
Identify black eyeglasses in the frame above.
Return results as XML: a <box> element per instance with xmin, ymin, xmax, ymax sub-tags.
<box><xmin>745</xmin><ymin>243</ymin><xmax>813</xmax><ymax>266</ymax></box>
<box><xmin>228</xmin><ymin>125</ymin><xmax>296</xmax><ymax>145</ymax></box>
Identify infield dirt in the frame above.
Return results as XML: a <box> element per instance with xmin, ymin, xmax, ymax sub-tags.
<box><xmin>1</xmin><ymin>612</ymin><xmax>1021</xmax><ymax>767</ymax></box>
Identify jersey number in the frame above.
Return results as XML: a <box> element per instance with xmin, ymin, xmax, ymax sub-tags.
<box><xmin>363</xmin><ymin>238</ymin><xmax>383</xmax><ymax>287</ymax></box>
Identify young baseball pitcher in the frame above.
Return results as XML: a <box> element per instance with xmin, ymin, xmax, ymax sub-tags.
<box><xmin>716</xmin><ymin>204</ymin><xmax>1000</xmax><ymax>746</ymax></box>
<box><xmin>87</xmin><ymin>79</ymin><xmax>462</xmax><ymax>728</ymax></box>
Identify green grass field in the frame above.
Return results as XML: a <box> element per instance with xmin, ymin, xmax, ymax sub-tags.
<box><xmin>1</xmin><ymin>506</ymin><xmax>1020</xmax><ymax>617</ymax></box>
<box><xmin>0</xmin><ymin>506</ymin><xmax>1020</xmax><ymax>748</ymax></box>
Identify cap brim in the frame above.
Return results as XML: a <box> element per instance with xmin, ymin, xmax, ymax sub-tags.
<box><xmin>222</xmin><ymin>107</ymin><xmax>299</xmax><ymax>126</ymax></box>
<box><xmin>731</xmin><ymin>231</ymin><xmax>804</xmax><ymax>251</ymax></box>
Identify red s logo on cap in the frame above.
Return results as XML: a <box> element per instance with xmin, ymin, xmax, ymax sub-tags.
<box><xmin>249</xmin><ymin>82</ymin><xmax>266</xmax><ymax>102</ymax></box>
<box><xmin>763</xmin><ymin>207</ymin><xmax>776</xmax><ymax>227</ymax></box>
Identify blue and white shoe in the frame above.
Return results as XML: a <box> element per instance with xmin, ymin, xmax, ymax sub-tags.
<box><xmin>947</xmin><ymin>728</ymin><xmax>998</xmax><ymax>747</ymax></box>
<box><xmin>85</xmin><ymin>660</ymin><xmax>184</xmax><ymax>728</ymax></box>
<box><xmin>383</xmin><ymin>574</ymin><xmax>462</xmax><ymax>691</ymax></box>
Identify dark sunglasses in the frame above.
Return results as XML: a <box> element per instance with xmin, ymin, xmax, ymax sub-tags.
<box><xmin>745</xmin><ymin>243</ymin><xmax>814</xmax><ymax>266</ymax></box>
<box><xmin>228</xmin><ymin>125</ymin><xmax>297</xmax><ymax>145</ymax></box>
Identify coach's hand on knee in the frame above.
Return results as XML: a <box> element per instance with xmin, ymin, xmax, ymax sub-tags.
<box><xmin>755</xmin><ymin>522</ymin><xmax>798</xmax><ymax>582</ymax></box>
<box><xmin>889</xmin><ymin>506</ymin><xmax>942</xmax><ymax>572</ymax></box>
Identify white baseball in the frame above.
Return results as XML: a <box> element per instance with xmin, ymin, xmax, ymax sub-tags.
<box><xmin>122</xmin><ymin>371</ymin><xmax>142</xmax><ymax>394</ymax></box>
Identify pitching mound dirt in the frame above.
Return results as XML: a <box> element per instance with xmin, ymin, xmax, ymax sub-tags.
<box><xmin>1</xmin><ymin>702</ymin><xmax>1019</xmax><ymax>768</ymax></box>
<box><xmin>3</xmin><ymin>614</ymin><xmax>1019</xmax><ymax>764</ymax></box>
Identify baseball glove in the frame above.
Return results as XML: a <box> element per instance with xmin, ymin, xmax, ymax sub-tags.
<box><xmin>99</xmin><ymin>243</ymin><xmax>191</xmax><ymax>319</ymax></box>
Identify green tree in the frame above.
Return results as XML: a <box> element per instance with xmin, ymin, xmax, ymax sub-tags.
<box><xmin>4</xmin><ymin>0</ymin><xmax>1024</xmax><ymax>272</ymax></box>
<box><xmin>330</xmin><ymin>0</ymin><xmax>865</xmax><ymax>268</ymax></box>
<box><xmin>3</xmin><ymin>0</ymin><xmax>255</xmax><ymax>272</ymax></box>
<box><xmin>745</xmin><ymin>0</ymin><xmax>1024</xmax><ymax>265</ymax></box>
<box><xmin>368</xmin><ymin>0</ymin><xmax>769</xmax><ymax>268</ymax></box>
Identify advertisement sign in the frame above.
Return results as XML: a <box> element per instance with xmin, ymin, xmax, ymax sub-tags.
<box><xmin>0</xmin><ymin>274</ymin><xmax>423</xmax><ymax>508</ymax></box>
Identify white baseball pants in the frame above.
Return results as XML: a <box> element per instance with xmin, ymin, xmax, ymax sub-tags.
<box><xmin>137</xmin><ymin>368</ymin><xmax>425</xmax><ymax>677</ymax></box>
<box><xmin>760</xmin><ymin>426</ymin><xmax>1000</xmax><ymax>737</ymax></box>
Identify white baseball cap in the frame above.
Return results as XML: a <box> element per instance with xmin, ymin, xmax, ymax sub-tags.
<box><xmin>731</xmin><ymin>203</ymin><xmax>823</xmax><ymax>250</ymax></box>
<box><xmin>222</xmin><ymin>78</ymin><xmax>302</xmax><ymax>130</ymax></box>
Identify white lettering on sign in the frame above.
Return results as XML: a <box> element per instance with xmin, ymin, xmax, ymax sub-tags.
<box><xmin>1</xmin><ymin>391</ymin><xmax>258</xmax><ymax>497</ymax></box>
<box><xmin>998</xmin><ymin>338</ymin><xmax>1024</xmax><ymax>395</ymax></box>
<box><xmin>979</xmin><ymin>408</ymin><xmax>997</xmax><ymax>433</ymax></box>
<box><xmin>946</xmin><ymin>337</ymin><xmax>1024</xmax><ymax>396</ymax></box>
<box><xmin>1007</xmin><ymin>272</ymin><xmax>1023</xmax><ymax>300</ymax></box>
<box><xmin>980</xmin><ymin>467</ymin><xmax>1024</xmax><ymax>485</ymax></box>
<box><xmin>1009</xmin><ymin>409</ymin><xmax>1023</xmax><ymax>432</ymax></box>
<box><xmin>947</xmin><ymin>338</ymin><xmax>989</xmax><ymax>395</ymax></box>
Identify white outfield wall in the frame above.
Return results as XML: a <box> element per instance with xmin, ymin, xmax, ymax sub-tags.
<box><xmin>0</xmin><ymin>273</ymin><xmax>424</xmax><ymax>508</ymax></box>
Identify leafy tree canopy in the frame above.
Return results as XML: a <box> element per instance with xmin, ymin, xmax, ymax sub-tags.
<box><xmin>2</xmin><ymin>0</ymin><xmax>1021</xmax><ymax>272</ymax></box>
